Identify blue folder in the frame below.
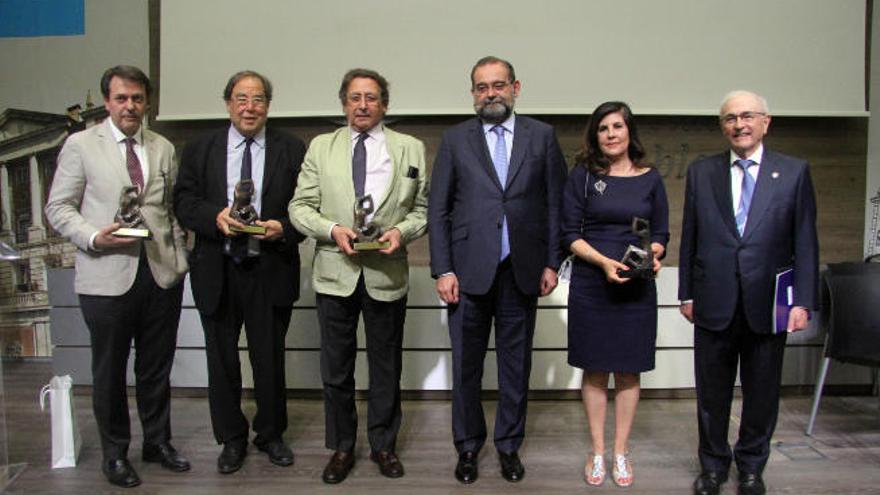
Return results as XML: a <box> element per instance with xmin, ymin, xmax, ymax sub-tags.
<box><xmin>773</xmin><ymin>268</ymin><xmax>794</xmax><ymax>334</ymax></box>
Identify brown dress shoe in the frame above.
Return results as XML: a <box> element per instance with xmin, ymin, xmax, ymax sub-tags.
<box><xmin>322</xmin><ymin>450</ymin><xmax>354</xmax><ymax>484</ymax></box>
<box><xmin>370</xmin><ymin>450</ymin><xmax>404</xmax><ymax>478</ymax></box>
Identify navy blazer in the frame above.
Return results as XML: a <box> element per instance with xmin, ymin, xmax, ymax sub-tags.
<box><xmin>428</xmin><ymin>115</ymin><xmax>567</xmax><ymax>296</ymax></box>
<box><xmin>678</xmin><ymin>149</ymin><xmax>819</xmax><ymax>333</ymax></box>
<box><xmin>174</xmin><ymin>127</ymin><xmax>307</xmax><ymax>314</ymax></box>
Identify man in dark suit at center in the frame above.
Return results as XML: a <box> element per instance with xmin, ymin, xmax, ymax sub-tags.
<box><xmin>174</xmin><ymin>70</ymin><xmax>306</xmax><ymax>474</ymax></box>
<box><xmin>428</xmin><ymin>56</ymin><xmax>567</xmax><ymax>484</ymax></box>
<box><xmin>679</xmin><ymin>90</ymin><xmax>819</xmax><ymax>495</ymax></box>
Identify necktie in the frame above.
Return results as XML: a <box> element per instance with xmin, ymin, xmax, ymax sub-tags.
<box><xmin>352</xmin><ymin>132</ymin><xmax>368</xmax><ymax>198</ymax></box>
<box><xmin>124</xmin><ymin>138</ymin><xmax>144</xmax><ymax>191</ymax></box>
<box><xmin>492</xmin><ymin>125</ymin><xmax>510</xmax><ymax>260</ymax></box>
<box><xmin>735</xmin><ymin>159</ymin><xmax>756</xmax><ymax>235</ymax></box>
<box><xmin>232</xmin><ymin>137</ymin><xmax>259</xmax><ymax>260</ymax></box>
<box><xmin>241</xmin><ymin>137</ymin><xmax>254</xmax><ymax>180</ymax></box>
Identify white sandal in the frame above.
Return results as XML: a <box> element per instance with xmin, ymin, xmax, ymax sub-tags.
<box><xmin>612</xmin><ymin>453</ymin><xmax>633</xmax><ymax>487</ymax></box>
<box><xmin>584</xmin><ymin>453</ymin><xmax>605</xmax><ymax>486</ymax></box>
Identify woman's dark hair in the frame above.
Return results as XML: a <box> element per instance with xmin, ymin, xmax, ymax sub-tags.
<box><xmin>574</xmin><ymin>101</ymin><xmax>647</xmax><ymax>175</ymax></box>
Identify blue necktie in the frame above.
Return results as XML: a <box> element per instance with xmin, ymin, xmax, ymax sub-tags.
<box><xmin>735</xmin><ymin>159</ymin><xmax>756</xmax><ymax>235</ymax></box>
<box><xmin>492</xmin><ymin>125</ymin><xmax>510</xmax><ymax>261</ymax></box>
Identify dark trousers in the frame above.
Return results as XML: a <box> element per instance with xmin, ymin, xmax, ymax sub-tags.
<box><xmin>694</xmin><ymin>301</ymin><xmax>787</xmax><ymax>475</ymax></box>
<box><xmin>79</xmin><ymin>253</ymin><xmax>184</xmax><ymax>460</ymax></box>
<box><xmin>448</xmin><ymin>259</ymin><xmax>537</xmax><ymax>455</ymax></box>
<box><xmin>315</xmin><ymin>276</ymin><xmax>407</xmax><ymax>453</ymax></box>
<box><xmin>198</xmin><ymin>257</ymin><xmax>291</xmax><ymax>447</ymax></box>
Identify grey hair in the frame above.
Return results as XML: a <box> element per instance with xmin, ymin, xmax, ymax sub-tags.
<box><xmin>719</xmin><ymin>90</ymin><xmax>770</xmax><ymax>115</ymax></box>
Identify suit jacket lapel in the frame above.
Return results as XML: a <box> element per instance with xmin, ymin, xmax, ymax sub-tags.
<box><xmin>210</xmin><ymin>131</ymin><xmax>229</xmax><ymax>205</ymax></box>
<box><xmin>375</xmin><ymin>128</ymin><xmax>402</xmax><ymax>213</ymax></box>
<box><xmin>741</xmin><ymin>151</ymin><xmax>778</xmax><ymax>240</ymax></box>
<box><xmin>506</xmin><ymin>115</ymin><xmax>529</xmax><ymax>188</ymax></box>
<box><xmin>467</xmin><ymin>119</ymin><xmax>503</xmax><ymax>191</ymax></box>
<box><xmin>710</xmin><ymin>154</ymin><xmax>739</xmax><ymax>238</ymax></box>
<box><xmin>144</xmin><ymin>130</ymin><xmax>166</xmax><ymax>190</ymax></box>
<box><xmin>96</xmin><ymin>121</ymin><xmax>131</xmax><ymax>187</ymax></box>
<box><xmin>261</xmin><ymin>129</ymin><xmax>281</xmax><ymax>199</ymax></box>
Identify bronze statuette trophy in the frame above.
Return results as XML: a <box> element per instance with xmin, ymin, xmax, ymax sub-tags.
<box><xmin>229</xmin><ymin>179</ymin><xmax>267</xmax><ymax>235</ymax></box>
<box><xmin>617</xmin><ymin>217</ymin><xmax>654</xmax><ymax>279</ymax></box>
<box><xmin>112</xmin><ymin>185</ymin><xmax>151</xmax><ymax>238</ymax></box>
<box><xmin>352</xmin><ymin>195</ymin><xmax>390</xmax><ymax>251</ymax></box>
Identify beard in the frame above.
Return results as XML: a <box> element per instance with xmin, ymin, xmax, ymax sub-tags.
<box><xmin>474</xmin><ymin>98</ymin><xmax>513</xmax><ymax>123</ymax></box>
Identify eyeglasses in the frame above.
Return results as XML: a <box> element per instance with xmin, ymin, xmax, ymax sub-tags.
<box><xmin>233</xmin><ymin>95</ymin><xmax>268</xmax><ymax>108</ymax></box>
<box><xmin>472</xmin><ymin>81</ymin><xmax>511</xmax><ymax>94</ymax></box>
<box><xmin>720</xmin><ymin>111</ymin><xmax>766</xmax><ymax>126</ymax></box>
<box><xmin>347</xmin><ymin>93</ymin><xmax>381</xmax><ymax>105</ymax></box>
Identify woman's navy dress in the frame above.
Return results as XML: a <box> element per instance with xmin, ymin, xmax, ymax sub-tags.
<box><xmin>561</xmin><ymin>166</ymin><xmax>670</xmax><ymax>373</ymax></box>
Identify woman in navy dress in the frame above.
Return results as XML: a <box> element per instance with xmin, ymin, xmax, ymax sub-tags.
<box><xmin>561</xmin><ymin>102</ymin><xmax>669</xmax><ymax>488</ymax></box>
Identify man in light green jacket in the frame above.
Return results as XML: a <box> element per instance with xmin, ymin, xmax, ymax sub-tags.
<box><xmin>288</xmin><ymin>68</ymin><xmax>428</xmax><ymax>485</ymax></box>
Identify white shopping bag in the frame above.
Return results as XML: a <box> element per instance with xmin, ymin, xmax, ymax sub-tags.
<box><xmin>39</xmin><ymin>375</ymin><xmax>81</xmax><ymax>468</ymax></box>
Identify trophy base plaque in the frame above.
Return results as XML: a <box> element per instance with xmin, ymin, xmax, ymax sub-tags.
<box><xmin>112</xmin><ymin>227</ymin><xmax>152</xmax><ymax>239</ymax></box>
<box><xmin>230</xmin><ymin>224</ymin><xmax>267</xmax><ymax>235</ymax></box>
<box><xmin>353</xmin><ymin>240</ymin><xmax>391</xmax><ymax>251</ymax></box>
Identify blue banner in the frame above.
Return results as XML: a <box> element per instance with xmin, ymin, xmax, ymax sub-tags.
<box><xmin>0</xmin><ymin>0</ymin><xmax>84</xmax><ymax>37</ymax></box>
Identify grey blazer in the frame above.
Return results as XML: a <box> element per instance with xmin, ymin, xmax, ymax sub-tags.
<box><xmin>46</xmin><ymin>119</ymin><xmax>188</xmax><ymax>296</ymax></box>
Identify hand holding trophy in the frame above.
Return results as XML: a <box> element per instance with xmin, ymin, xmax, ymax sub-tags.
<box><xmin>229</xmin><ymin>179</ymin><xmax>267</xmax><ymax>235</ymax></box>
<box><xmin>112</xmin><ymin>185</ymin><xmax>151</xmax><ymax>238</ymax></box>
<box><xmin>352</xmin><ymin>194</ymin><xmax>390</xmax><ymax>251</ymax></box>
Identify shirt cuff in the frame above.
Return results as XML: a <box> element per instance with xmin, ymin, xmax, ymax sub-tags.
<box><xmin>88</xmin><ymin>231</ymin><xmax>101</xmax><ymax>252</ymax></box>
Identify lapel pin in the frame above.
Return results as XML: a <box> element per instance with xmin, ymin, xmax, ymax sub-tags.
<box><xmin>771</xmin><ymin>171</ymin><xmax>780</xmax><ymax>179</ymax></box>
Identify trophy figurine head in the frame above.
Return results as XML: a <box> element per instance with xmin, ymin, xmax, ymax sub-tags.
<box><xmin>114</xmin><ymin>185</ymin><xmax>145</xmax><ymax>228</ymax></box>
<box><xmin>353</xmin><ymin>194</ymin><xmax>381</xmax><ymax>241</ymax></box>
<box><xmin>230</xmin><ymin>179</ymin><xmax>259</xmax><ymax>225</ymax></box>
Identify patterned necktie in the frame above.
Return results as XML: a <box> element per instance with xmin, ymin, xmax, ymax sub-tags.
<box><xmin>492</xmin><ymin>125</ymin><xmax>510</xmax><ymax>260</ymax></box>
<box><xmin>241</xmin><ymin>137</ymin><xmax>254</xmax><ymax>180</ymax></box>
<box><xmin>124</xmin><ymin>138</ymin><xmax>144</xmax><ymax>191</ymax></box>
<box><xmin>735</xmin><ymin>159</ymin><xmax>756</xmax><ymax>235</ymax></box>
<box><xmin>352</xmin><ymin>132</ymin><xmax>368</xmax><ymax>198</ymax></box>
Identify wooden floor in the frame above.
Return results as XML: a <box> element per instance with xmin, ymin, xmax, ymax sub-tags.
<box><xmin>2</xmin><ymin>360</ymin><xmax>878</xmax><ymax>494</ymax></box>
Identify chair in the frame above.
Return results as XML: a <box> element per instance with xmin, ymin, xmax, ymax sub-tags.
<box><xmin>805</xmin><ymin>262</ymin><xmax>880</xmax><ymax>435</ymax></box>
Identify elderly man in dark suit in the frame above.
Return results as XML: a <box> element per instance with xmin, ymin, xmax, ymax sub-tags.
<box><xmin>428</xmin><ymin>56</ymin><xmax>567</xmax><ymax>484</ymax></box>
<box><xmin>679</xmin><ymin>90</ymin><xmax>819</xmax><ymax>495</ymax></box>
<box><xmin>174</xmin><ymin>70</ymin><xmax>306</xmax><ymax>474</ymax></box>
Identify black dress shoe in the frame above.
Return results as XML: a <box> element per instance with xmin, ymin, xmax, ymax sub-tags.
<box><xmin>322</xmin><ymin>450</ymin><xmax>354</xmax><ymax>484</ymax></box>
<box><xmin>694</xmin><ymin>471</ymin><xmax>728</xmax><ymax>495</ymax></box>
<box><xmin>370</xmin><ymin>450</ymin><xmax>404</xmax><ymax>478</ymax></box>
<box><xmin>498</xmin><ymin>451</ymin><xmax>525</xmax><ymax>482</ymax></box>
<box><xmin>257</xmin><ymin>440</ymin><xmax>294</xmax><ymax>467</ymax></box>
<box><xmin>102</xmin><ymin>458</ymin><xmax>141</xmax><ymax>488</ymax></box>
<box><xmin>738</xmin><ymin>473</ymin><xmax>766</xmax><ymax>495</ymax></box>
<box><xmin>455</xmin><ymin>451</ymin><xmax>478</xmax><ymax>484</ymax></box>
<box><xmin>217</xmin><ymin>442</ymin><xmax>247</xmax><ymax>474</ymax></box>
<box><xmin>143</xmin><ymin>442</ymin><xmax>191</xmax><ymax>472</ymax></box>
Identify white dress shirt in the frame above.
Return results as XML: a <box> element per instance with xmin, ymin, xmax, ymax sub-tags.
<box><xmin>351</xmin><ymin>124</ymin><xmax>393</xmax><ymax>223</ymax></box>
